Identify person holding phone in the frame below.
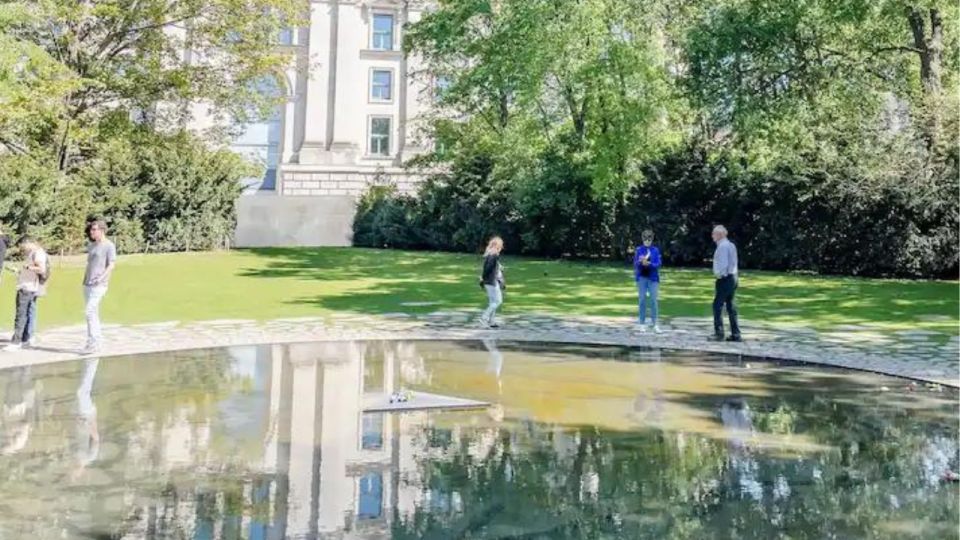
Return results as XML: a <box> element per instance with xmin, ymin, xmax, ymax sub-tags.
<box><xmin>4</xmin><ymin>237</ymin><xmax>47</xmax><ymax>352</ymax></box>
<box><xmin>633</xmin><ymin>229</ymin><xmax>662</xmax><ymax>333</ymax></box>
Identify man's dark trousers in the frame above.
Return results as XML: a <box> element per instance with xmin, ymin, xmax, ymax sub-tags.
<box><xmin>11</xmin><ymin>289</ymin><xmax>36</xmax><ymax>344</ymax></box>
<box><xmin>713</xmin><ymin>275</ymin><xmax>741</xmax><ymax>338</ymax></box>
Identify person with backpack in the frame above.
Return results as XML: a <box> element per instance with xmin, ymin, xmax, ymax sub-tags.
<box><xmin>633</xmin><ymin>229</ymin><xmax>663</xmax><ymax>333</ymax></box>
<box><xmin>479</xmin><ymin>236</ymin><xmax>505</xmax><ymax>328</ymax></box>
<box><xmin>4</xmin><ymin>237</ymin><xmax>48</xmax><ymax>352</ymax></box>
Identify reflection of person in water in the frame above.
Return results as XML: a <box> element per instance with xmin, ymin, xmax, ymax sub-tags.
<box><xmin>71</xmin><ymin>358</ymin><xmax>100</xmax><ymax>481</ymax></box>
<box><xmin>720</xmin><ymin>398</ymin><xmax>762</xmax><ymax>501</ymax></box>
<box><xmin>482</xmin><ymin>339</ymin><xmax>505</xmax><ymax>422</ymax></box>
<box><xmin>1</xmin><ymin>367</ymin><xmax>37</xmax><ymax>455</ymax></box>
<box><xmin>630</xmin><ymin>350</ymin><xmax>664</xmax><ymax>425</ymax></box>
<box><xmin>483</xmin><ymin>339</ymin><xmax>503</xmax><ymax>390</ymax></box>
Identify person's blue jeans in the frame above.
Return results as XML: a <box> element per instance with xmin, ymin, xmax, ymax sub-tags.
<box><xmin>637</xmin><ymin>277</ymin><xmax>659</xmax><ymax>325</ymax></box>
<box><xmin>25</xmin><ymin>298</ymin><xmax>37</xmax><ymax>342</ymax></box>
<box><xmin>481</xmin><ymin>284</ymin><xmax>503</xmax><ymax>325</ymax></box>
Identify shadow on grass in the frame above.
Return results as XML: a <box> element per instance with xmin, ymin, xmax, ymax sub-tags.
<box><xmin>237</xmin><ymin>247</ymin><xmax>960</xmax><ymax>334</ymax></box>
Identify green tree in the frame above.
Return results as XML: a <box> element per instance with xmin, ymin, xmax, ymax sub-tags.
<box><xmin>0</xmin><ymin>0</ymin><xmax>304</xmax><ymax>169</ymax></box>
<box><xmin>407</xmin><ymin>0</ymin><xmax>684</xmax><ymax>193</ymax></box>
<box><xmin>683</xmin><ymin>0</ymin><xmax>958</xmax><ymax>163</ymax></box>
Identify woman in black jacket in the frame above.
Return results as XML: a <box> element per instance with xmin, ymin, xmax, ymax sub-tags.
<box><xmin>479</xmin><ymin>236</ymin><xmax>505</xmax><ymax>328</ymax></box>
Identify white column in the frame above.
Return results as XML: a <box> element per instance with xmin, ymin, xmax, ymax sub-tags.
<box><xmin>317</xmin><ymin>342</ymin><xmax>364</xmax><ymax>532</ymax></box>
<box><xmin>328</xmin><ymin>2</ymin><xmax>364</xmax><ymax>161</ymax></box>
<box><xmin>298</xmin><ymin>0</ymin><xmax>336</xmax><ymax>163</ymax></box>
<box><xmin>285</xmin><ymin>352</ymin><xmax>320</xmax><ymax>537</ymax></box>
<box><xmin>262</xmin><ymin>344</ymin><xmax>285</xmax><ymax>473</ymax></box>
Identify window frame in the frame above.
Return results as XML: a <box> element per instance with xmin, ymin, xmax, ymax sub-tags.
<box><xmin>370</xmin><ymin>12</ymin><xmax>395</xmax><ymax>51</ymax></box>
<box><xmin>367</xmin><ymin>115</ymin><xmax>393</xmax><ymax>157</ymax></box>
<box><xmin>369</xmin><ymin>67</ymin><xmax>394</xmax><ymax>103</ymax></box>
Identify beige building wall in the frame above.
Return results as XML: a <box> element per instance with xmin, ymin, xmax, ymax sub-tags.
<box><xmin>187</xmin><ymin>0</ymin><xmax>436</xmax><ymax>246</ymax></box>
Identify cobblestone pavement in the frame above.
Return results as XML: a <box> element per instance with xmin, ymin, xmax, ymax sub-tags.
<box><xmin>1</xmin><ymin>311</ymin><xmax>957</xmax><ymax>386</ymax></box>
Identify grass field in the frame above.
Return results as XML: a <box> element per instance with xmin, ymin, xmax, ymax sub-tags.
<box><xmin>5</xmin><ymin>247</ymin><xmax>957</xmax><ymax>339</ymax></box>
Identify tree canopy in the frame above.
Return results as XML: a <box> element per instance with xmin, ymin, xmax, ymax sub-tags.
<box><xmin>0</xmin><ymin>0</ymin><xmax>305</xmax><ymax>250</ymax></box>
<box><xmin>355</xmin><ymin>0</ymin><xmax>959</xmax><ymax>277</ymax></box>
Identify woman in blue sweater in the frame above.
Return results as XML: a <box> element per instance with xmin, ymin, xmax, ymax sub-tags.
<box><xmin>633</xmin><ymin>229</ymin><xmax>662</xmax><ymax>333</ymax></box>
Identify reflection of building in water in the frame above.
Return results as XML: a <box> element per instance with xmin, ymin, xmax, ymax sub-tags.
<box><xmin>122</xmin><ymin>341</ymin><xmax>440</xmax><ymax>539</ymax></box>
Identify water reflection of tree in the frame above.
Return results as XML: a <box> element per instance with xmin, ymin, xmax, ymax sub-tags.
<box><xmin>0</xmin><ymin>349</ymin><xmax>240</xmax><ymax>539</ymax></box>
<box><xmin>391</xmin><ymin>393</ymin><xmax>959</xmax><ymax>539</ymax></box>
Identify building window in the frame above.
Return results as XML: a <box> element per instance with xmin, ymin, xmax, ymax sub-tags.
<box><xmin>278</xmin><ymin>27</ymin><xmax>294</xmax><ymax>45</ymax></box>
<box><xmin>369</xmin><ymin>117</ymin><xmax>391</xmax><ymax>156</ymax></box>
<box><xmin>361</xmin><ymin>413</ymin><xmax>384</xmax><ymax>450</ymax></box>
<box><xmin>358</xmin><ymin>473</ymin><xmax>383</xmax><ymax>520</ymax></box>
<box><xmin>371</xmin><ymin>14</ymin><xmax>394</xmax><ymax>50</ymax></box>
<box><xmin>370</xmin><ymin>69</ymin><xmax>392</xmax><ymax>102</ymax></box>
<box><xmin>434</xmin><ymin>75</ymin><xmax>451</xmax><ymax>102</ymax></box>
<box><xmin>231</xmin><ymin>77</ymin><xmax>283</xmax><ymax>192</ymax></box>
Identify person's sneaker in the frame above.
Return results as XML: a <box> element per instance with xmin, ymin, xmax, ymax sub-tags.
<box><xmin>79</xmin><ymin>344</ymin><xmax>100</xmax><ymax>356</ymax></box>
<box><xmin>726</xmin><ymin>335</ymin><xmax>743</xmax><ymax>342</ymax></box>
<box><xmin>707</xmin><ymin>335</ymin><xmax>724</xmax><ymax>342</ymax></box>
<box><xmin>24</xmin><ymin>338</ymin><xmax>37</xmax><ymax>349</ymax></box>
<box><xmin>653</xmin><ymin>325</ymin><xmax>663</xmax><ymax>334</ymax></box>
<box><xmin>489</xmin><ymin>323</ymin><xmax>500</xmax><ymax>329</ymax></box>
<box><xmin>637</xmin><ymin>324</ymin><xmax>648</xmax><ymax>333</ymax></box>
<box><xmin>2</xmin><ymin>343</ymin><xmax>22</xmax><ymax>352</ymax></box>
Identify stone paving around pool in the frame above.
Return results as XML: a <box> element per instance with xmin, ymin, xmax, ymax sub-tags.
<box><xmin>1</xmin><ymin>311</ymin><xmax>957</xmax><ymax>387</ymax></box>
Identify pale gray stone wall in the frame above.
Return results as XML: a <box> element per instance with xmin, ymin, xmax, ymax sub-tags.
<box><xmin>279</xmin><ymin>169</ymin><xmax>422</xmax><ymax>196</ymax></box>
<box><xmin>235</xmin><ymin>169</ymin><xmax>427</xmax><ymax>247</ymax></box>
<box><xmin>235</xmin><ymin>194</ymin><xmax>358</xmax><ymax>247</ymax></box>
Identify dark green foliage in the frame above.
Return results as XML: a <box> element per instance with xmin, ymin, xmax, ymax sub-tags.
<box><xmin>355</xmin><ymin>145</ymin><xmax>959</xmax><ymax>278</ymax></box>
<box><xmin>352</xmin><ymin>185</ymin><xmax>416</xmax><ymax>249</ymax></box>
<box><xmin>355</xmin><ymin>153</ymin><xmax>520</xmax><ymax>253</ymax></box>
<box><xmin>0</xmin><ymin>129</ymin><xmax>249</xmax><ymax>254</ymax></box>
<box><xmin>382</xmin><ymin>0</ymin><xmax>959</xmax><ymax>280</ymax></box>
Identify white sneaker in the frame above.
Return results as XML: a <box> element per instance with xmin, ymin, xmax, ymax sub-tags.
<box><xmin>3</xmin><ymin>343</ymin><xmax>21</xmax><ymax>352</ymax></box>
<box><xmin>654</xmin><ymin>325</ymin><xmax>663</xmax><ymax>334</ymax></box>
<box><xmin>80</xmin><ymin>344</ymin><xmax>100</xmax><ymax>356</ymax></box>
<box><xmin>637</xmin><ymin>324</ymin><xmax>647</xmax><ymax>333</ymax></box>
<box><xmin>25</xmin><ymin>338</ymin><xmax>37</xmax><ymax>348</ymax></box>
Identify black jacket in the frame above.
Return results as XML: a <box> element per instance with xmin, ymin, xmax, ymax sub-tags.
<box><xmin>481</xmin><ymin>254</ymin><xmax>501</xmax><ymax>286</ymax></box>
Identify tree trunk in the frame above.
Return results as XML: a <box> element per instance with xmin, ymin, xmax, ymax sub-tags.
<box><xmin>498</xmin><ymin>89</ymin><xmax>509</xmax><ymax>129</ymax></box>
<box><xmin>907</xmin><ymin>6</ymin><xmax>943</xmax><ymax>151</ymax></box>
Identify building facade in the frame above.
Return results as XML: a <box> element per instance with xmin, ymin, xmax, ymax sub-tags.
<box><xmin>211</xmin><ymin>0</ymin><xmax>435</xmax><ymax>247</ymax></box>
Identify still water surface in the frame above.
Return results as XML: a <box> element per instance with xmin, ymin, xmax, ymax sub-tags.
<box><xmin>0</xmin><ymin>341</ymin><xmax>956</xmax><ymax>539</ymax></box>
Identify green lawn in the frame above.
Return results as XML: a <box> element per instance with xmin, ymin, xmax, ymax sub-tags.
<box><xmin>8</xmin><ymin>247</ymin><xmax>958</xmax><ymax>339</ymax></box>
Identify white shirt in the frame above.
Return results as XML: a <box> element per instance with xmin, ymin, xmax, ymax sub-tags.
<box><xmin>712</xmin><ymin>239</ymin><xmax>738</xmax><ymax>279</ymax></box>
<box><xmin>16</xmin><ymin>249</ymin><xmax>47</xmax><ymax>294</ymax></box>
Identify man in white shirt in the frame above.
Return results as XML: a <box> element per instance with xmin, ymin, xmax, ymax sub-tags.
<box><xmin>709</xmin><ymin>225</ymin><xmax>742</xmax><ymax>342</ymax></box>
<box><xmin>4</xmin><ymin>238</ymin><xmax>47</xmax><ymax>352</ymax></box>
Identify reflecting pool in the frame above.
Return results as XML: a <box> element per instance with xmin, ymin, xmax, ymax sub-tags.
<box><xmin>0</xmin><ymin>341</ymin><xmax>956</xmax><ymax>539</ymax></box>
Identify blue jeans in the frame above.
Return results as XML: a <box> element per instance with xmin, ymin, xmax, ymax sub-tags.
<box><xmin>637</xmin><ymin>278</ymin><xmax>659</xmax><ymax>325</ymax></box>
<box><xmin>26</xmin><ymin>299</ymin><xmax>37</xmax><ymax>342</ymax></box>
<box><xmin>84</xmin><ymin>286</ymin><xmax>108</xmax><ymax>348</ymax></box>
<box><xmin>481</xmin><ymin>284</ymin><xmax>503</xmax><ymax>324</ymax></box>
